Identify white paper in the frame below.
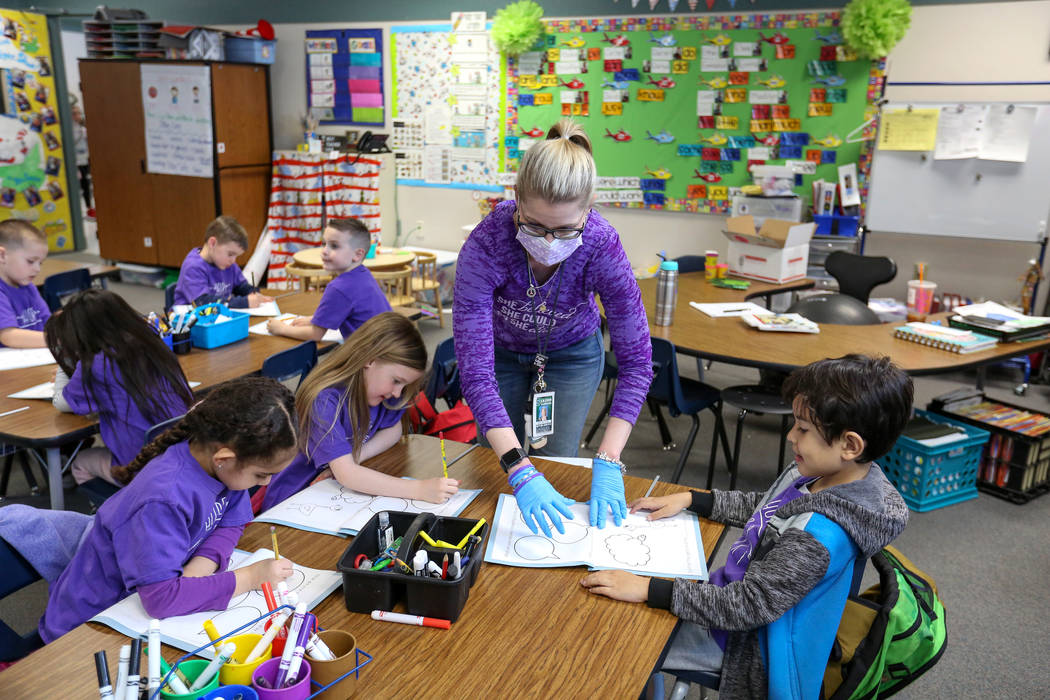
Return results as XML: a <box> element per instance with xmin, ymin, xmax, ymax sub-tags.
<box><xmin>933</xmin><ymin>104</ymin><xmax>987</xmax><ymax>160</ymax></box>
<box><xmin>424</xmin><ymin>104</ymin><xmax>453</xmax><ymax>145</ymax></box>
<box><xmin>979</xmin><ymin>105</ymin><xmax>1037</xmax><ymax>162</ymax></box>
<box><xmin>423</xmin><ymin>145</ymin><xmax>451</xmax><ymax>184</ymax></box>
<box><xmin>0</xmin><ymin>347</ymin><xmax>55</xmax><ymax>370</ymax></box>
<box><xmin>689</xmin><ymin>301</ymin><xmax>767</xmax><ymax>318</ymax></box>
<box><xmin>89</xmin><ymin>549</ymin><xmax>342</xmax><ymax>659</ymax></box>
<box><xmin>249</xmin><ymin>315</ymin><xmax>343</xmax><ymax>343</ymax></box>
<box><xmin>484</xmin><ymin>494</ymin><xmax>707</xmax><ymax>579</ymax></box>
<box><xmin>140</xmin><ymin>64</ymin><xmax>213</xmax><ymax>178</ymax></box>
<box><xmin>230</xmin><ymin>300</ymin><xmax>280</xmax><ymax>317</ymax></box>
<box><xmin>255</xmin><ymin>478</ymin><xmax>482</xmax><ymax>536</ymax></box>
<box><xmin>7</xmin><ymin>381</ymin><xmax>54</xmax><ymax>399</ymax></box>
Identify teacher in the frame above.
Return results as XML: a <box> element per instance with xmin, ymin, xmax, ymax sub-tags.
<box><xmin>453</xmin><ymin>119</ymin><xmax>653</xmax><ymax>537</ymax></box>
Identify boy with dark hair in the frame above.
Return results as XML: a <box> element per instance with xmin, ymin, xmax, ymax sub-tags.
<box><xmin>0</xmin><ymin>219</ymin><xmax>50</xmax><ymax>347</ymax></box>
<box><xmin>581</xmin><ymin>354</ymin><xmax>912</xmax><ymax>698</ymax></box>
<box><xmin>173</xmin><ymin>215</ymin><xmax>266</xmax><ymax>308</ymax></box>
<box><xmin>267</xmin><ymin>218</ymin><xmax>389</xmax><ymax>341</ymax></box>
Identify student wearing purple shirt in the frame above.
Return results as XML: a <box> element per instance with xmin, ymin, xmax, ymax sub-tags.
<box><xmin>260</xmin><ymin>313</ymin><xmax>456</xmax><ymax>511</ymax></box>
<box><xmin>581</xmin><ymin>355</ymin><xmax>911</xmax><ymax>697</ymax></box>
<box><xmin>46</xmin><ymin>289</ymin><xmax>193</xmax><ymax>485</ymax></box>
<box><xmin>267</xmin><ymin>218</ymin><xmax>390</xmax><ymax>341</ymax></box>
<box><xmin>0</xmin><ymin>219</ymin><xmax>50</xmax><ymax>348</ymax></box>
<box><xmin>40</xmin><ymin>377</ymin><xmax>298</xmax><ymax>643</ymax></box>
<box><xmin>453</xmin><ymin>119</ymin><xmax>652</xmax><ymax>538</ymax></box>
<box><xmin>174</xmin><ymin>215</ymin><xmax>267</xmax><ymax>308</ymax></box>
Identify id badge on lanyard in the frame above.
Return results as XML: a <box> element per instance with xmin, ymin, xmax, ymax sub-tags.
<box><xmin>525</xmin><ymin>353</ymin><xmax>554</xmax><ymax>446</ymax></box>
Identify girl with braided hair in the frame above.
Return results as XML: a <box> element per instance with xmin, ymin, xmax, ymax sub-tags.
<box><xmin>39</xmin><ymin>376</ymin><xmax>299</xmax><ymax>643</ymax></box>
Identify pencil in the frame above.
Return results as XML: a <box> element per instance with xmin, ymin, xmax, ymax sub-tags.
<box><xmin>446</xmin><ymin>443</ymin><xmax>480</xmax><ymax>468</ymax></box>
<box><xmin>440</xmin><ymin>432</ymin><xmax>448</xmax><ymax>479</ymax></box>
<box><xmin>644</xmin><ymin>475</ymin><xmax>660</xmax><ymax>499</ymax></box>
<box><xmin>270</xmin><ymin>526</ymin><xmax>280</xmax><ymax>560</ymax></box>
<box><xmin>0</xmin><ymin>406</ymin><xmax>29</xmax><ymax>418</ymax></box>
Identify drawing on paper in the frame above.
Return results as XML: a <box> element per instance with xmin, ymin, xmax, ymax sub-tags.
<box><xmin>604</xmin><ymin>532</ymin><xmax>651</xmax><ymax>567</ymax></box>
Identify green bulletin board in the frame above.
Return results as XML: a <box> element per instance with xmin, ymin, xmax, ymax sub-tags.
<box><xmin>504</xmin><ymin>12</ymin><xmax>885</xmax><ymax>215</ymax></box>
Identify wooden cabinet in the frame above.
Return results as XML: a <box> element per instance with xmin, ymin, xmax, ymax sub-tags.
<box><xmin>79</xmin><ymin>60</ymin><xmax>272</xmax><ymax>267</ymax></box>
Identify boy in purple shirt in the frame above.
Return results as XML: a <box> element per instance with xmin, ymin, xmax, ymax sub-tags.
<box><xmin>453</xmin><ymin>119</ymin><xmax>652</xmax><ymax>538</ymax></box>
<box><xmin>268</xmin><ymin>218</ymin><xmax>390</xmax><ymax>341</ymax></box>
<box><xmin>174</xmin><ymin>215</ymin><xmax>267</xmax><ymax>308</ymax></box>
<box><xmin>40</xmin><ymin>377</ymin><xmax>298</xmax><ymax>643</ymax></box>
<box><xmin>0</xmin><ymin>219</ymin><xmax>50</xmax><ymax>348</ymax></box>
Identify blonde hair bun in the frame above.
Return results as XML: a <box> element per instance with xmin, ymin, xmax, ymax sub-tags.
<box><xmin>517</xmin><ymin>118</ymin><xmax>596</xmax><ymax>205</ymax></box>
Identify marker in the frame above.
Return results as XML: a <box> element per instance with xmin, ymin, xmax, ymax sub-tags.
<box><xmin>416</xmin><ymin>530</ymin><xmax>439</xmax><ymax>547</ymax></box>
<box><xmin>371</xmin><ymin>610</ymin><xmax>451</xmax><ymax>630</ymax></box>
<box><xmin>276</xmin><ymin>581</ymin><xmax>289</xmax><ymax>608</ymax></box>
<box><xmin>244</xmin><ymin>610</ymin><xmax>289</xmax><ymax>664</ymax></box>
<box><xmin>160</xmin><ymin>658</ymin><xmax>191</xmax><ymax>695</ymax></box>
<box><xmin>377</xmin><ymin>512</ymin><xmax>392</xmax><ymax>550</ymax></box>
<box><xmin>413</xmin><ymin>550</ymin><xmax>427</xmax><ymax>577</ymax></box>
<box><xmin>261</xmin><ymin>580</ymin><xmax>278</xmax><ymax>614</ymax></box>
<box><xmin>283</xmin><ymin>609</ymin><xmax>314</xmax><ymax>687</ymax></box>
<box><xmin>113</xmin><ymin>645</ymin><xmax>129</xmax><ymax>700</ymax></box>
<box><xmin>644</xmin><ymin>475</ymin><xmax>661</xmax><ymax>499</ymax></box>
<box><xmin>0</xmin><ymin>406</ymin><xmax>29</xmax><ymax>418</ymax></box>
<box><xmin>124</xmin><ymin>638</ymin><xmax>141</xmax><ymax>700</ymax></box>
<box><xmin>454</xmin><ymin>518</ymin><xmax>487</xmax><ymax>549</ymax></box>
<box><xmin>147</xmin><ymin>619</ymin><xmax>161</xmax><ymax>695</ymax></box>
<box><xmin>95</xmin><ymin>650</ymin><xmax>114</xmax><ymax>700</ymax></box>
<box><xmin>274</xmin><ymin>601</ymin><xmax>308</xmax><ymax>688</ymax></box>
<box><xmin>440</xmin><ymin>432</ymin><xmax>448</xmax><ymax>478</ymax></box>
<box><xmin>270</xmin><ymin>525</ymin><xmax>280</xmax><ymax>560</ymax></box>
<box><xmin>306</xmin><ymin>633</ymin><xmax>336</xmax><ymax>662</ymax></box>
<box><xmin>202</xmin><ymin>618</ymin><xmax>222</xmax><ymax>653</ymax></box>
<box><xmin>189</xmin><ymin>641</ymin><xmax>235</xmax><ymax>691</ymax></box>
<box><xmin>425</xmin><ymin>560</ymin><xmax>442</xmax><ymax>577</ymax></box>
<box><xmin>450</xmin><ymin>551</ymin><xmax>462</xmax><ymax>579</ymax></box>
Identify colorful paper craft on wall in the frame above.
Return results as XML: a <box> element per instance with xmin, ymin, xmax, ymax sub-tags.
<box><xmin>504</xmin><ymin>13</ymin><xmax>883</xmax><ymax>214</ymax></box>
<box><xmin>0</xmin><ymin>10</ymin><xmax>75</xmax><ymax>251</ymax></box>
<box><xmin>305</xmin><ymin>28</ymin><xmax>385</xmax><ymax>126</ymax></box>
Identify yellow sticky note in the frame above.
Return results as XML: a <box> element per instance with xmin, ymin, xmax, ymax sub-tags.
<box><xmin>709</xmin><ymin>185</ymin><xmax>728</xmax><ymax>200</ymax></box>
<box><xmin>602</xmin><ymin>101</ymin><xmax>623</xmax><ymax>115</ymax></box>
<box><xmin>878</xmin><ymin>109</ymin><xmax>941</xmax><ymax>151</ymax></box>
<box><xmin>539</xmin><ymin>74</ymin><xmax>558</xmax><ymax>87</ymax></box>
<box><xmin>681</xmin><ymin>46</ymin><xmax>697</xmax><ymax>60</ymax></box>
<box><xmin>519</xmin><ymin>74</ymin><xmax>538</xmax><ymax>89</ymax></box>
<box><xmin>546</xmin><ymin>48</ymin><xmax>560</xmax><ymax>62</ymax></box>
<box><xmin>637</xmin><ymin>88</ymin><xmax>665</xmax><ymax>102</ymax></box>
<box><xmin>672</xmin><ymin>60</ymin><xmax>690</xmax><ymax>74</ymax></box>
<box><xmin>715</xmin><ymin>116</ymin><xmax>739</xmax><ymax>130</ymax></box>
<box><xmin>533</xmin><ymin>92</ymin><xmax>553</xmax><ymax>105</ymax></box>
<box><xmin>724</xmin><ymin>88</ymin><xmax>747</xmax><ymax>103</ymax></box>
<box><xmin>808</xmin><ymin>103</ymin><xmax>833</xmax><ymax>117</ymax></box>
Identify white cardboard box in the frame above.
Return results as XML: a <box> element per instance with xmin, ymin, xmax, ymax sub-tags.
<box><xmin>723</xmin><ymin>215</ymin><xmax>815</xmax><ymax>283</ymax></box>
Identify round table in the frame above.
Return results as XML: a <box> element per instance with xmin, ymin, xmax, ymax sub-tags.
<box><xmin>292</xmin><ymin>247</ymin><xmax>416</xmax><ymax>271</ymax></box>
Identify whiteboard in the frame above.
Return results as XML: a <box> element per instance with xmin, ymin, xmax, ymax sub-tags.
<box><xmin>866</xmin><ymin>102</ymin><xmax>1050</xmax><ymax>242</ymax></box>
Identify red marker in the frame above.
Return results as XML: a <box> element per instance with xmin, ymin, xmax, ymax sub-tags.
<box><xmin>261</xmin><ymin>581</ymin><xmax>278</xmax><ymax>612</ymax></box>
<box><xmin>371</xmin><ymin>610</ymin><xmax>451</xmax><ymax>630</ymax></box>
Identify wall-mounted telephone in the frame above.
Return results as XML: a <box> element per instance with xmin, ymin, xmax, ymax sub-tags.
<box><xmin>355</xmin><ymin>131</ymin><xmax>390</xmax><ymax>153</ymax></box>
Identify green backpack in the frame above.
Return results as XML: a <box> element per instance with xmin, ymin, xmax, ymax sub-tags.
<box><xmin>823</xmin><ymin>545</ymin><xmax>947</xmax><ymax>699</ymax></box>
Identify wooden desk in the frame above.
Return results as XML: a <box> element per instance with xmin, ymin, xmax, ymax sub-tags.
<box><xmin>641</xmin><ymin>272</ymin><xmax>1050</xmax><ymax>374</ymax></box>
<box><xmin>38</xmin><ymin>258</ymin><xmax>121</xmax><ymax>286</ymax></box>
<box><xmin>292</xmin><ymin>247</ymin><xmax>416</xmax><ymax>271</ymax></box>
<box><xmin>2</xmin><ymin>435</ymin><xmax>725</xmax><ymax>699</ymax></box>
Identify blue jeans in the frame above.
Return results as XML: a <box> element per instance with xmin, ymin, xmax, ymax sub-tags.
<box><xmin>482</xmin><ymin>330</ymin><xmax>604</xmax><ymax>458</ymax></box>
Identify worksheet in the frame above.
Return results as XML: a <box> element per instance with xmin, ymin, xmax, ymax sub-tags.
<box><xmin>8</xmin><ymin>380</ymin><xmax>201</xmax><ymax>399</ymax></box>
<box><xmin>484</xmin><ymin>493</ymin><xmax>708</xmax><ymax>580</ymax></box>
<box><xmin>232</xmin><ymin>300</ymin><xmax>282</xmax><ymax>317</ymax></box>
<box><xmin>0</xmin><ymin>347</ymin><xmax>55</xmax><ymax>370</ymax></box>
<box><xmin>89</xmin><ymin>549</ymin><xmax>341</xmax><ymax>659</ymax></box>
<box><xmin>249</xmin><ymin>314</ymin><xmax>343</xmax><ymax>343</ymax></box>
<box><xmin>254</xmin><ymin>477</ymin><xmax>482</xmax><ymax>536</ymax></box>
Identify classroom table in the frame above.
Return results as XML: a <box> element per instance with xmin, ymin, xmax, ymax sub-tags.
<box><xmin>292</xmin><ymin>246</ymin><xmax>416</xmax><ymax>271</ymax></box>
<box><xmin>641</xmin><ymin>272</ymin><xmax>1050</xmax><ymax>374</ymax></box>
<box><xmin>1</xmin><ymin>435</ymin><xmax>726</xmax><ymax>699</ymax></box>
<box><xmin>38</xmin><ymin>258</ymin><xmax>121</xmax><ymax>287</ymax></box>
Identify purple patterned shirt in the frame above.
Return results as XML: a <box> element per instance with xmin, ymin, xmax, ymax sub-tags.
<box><xmin>453</xmin><ymin>200</ymin><xmax>652</xmax><ymax>435</ymax></box>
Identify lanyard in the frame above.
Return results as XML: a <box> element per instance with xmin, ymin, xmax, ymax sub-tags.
<box><xmin>525</xmin><ymin>254</ymin><xmax>565</xmax><ymax>394</ymax></box>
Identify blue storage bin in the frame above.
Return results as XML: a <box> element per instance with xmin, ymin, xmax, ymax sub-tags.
<box><xmin>881</xmin><ymin>410</ymin><xmax>989</xmax><ymax>512</ymax></box>
<box><xmin>190</xmin><ymin>303</ymin><xmax>250</xmax><ymax>349</ymax></box>
<box><xmin>813</xmin><ymin>214</ymin><xmax>860</xmax><ymax>237</ymax></box>
<box><xmin>224</xmin><ymin>36</ymin><xmax>275</xmax><ymax>65</ymax></box>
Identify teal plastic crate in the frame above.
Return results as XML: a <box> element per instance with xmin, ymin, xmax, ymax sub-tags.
<box><xmin>882</xmin><ymin>410</ymin><xmax>989</xmax><ymax>512</ymax></box>
<box><xmin>190</xmin><ymin>303</ymin><xmax>250</xmax><ymax>349</ymax></box>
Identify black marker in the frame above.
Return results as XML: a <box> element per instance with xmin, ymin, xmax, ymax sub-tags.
<box><xmin>94</xmin><ymin>650</ymin><xmax>114</xmax><ymax>700</ymax></box>
<box><xmin>125</xmin><ymin>637</ymin><xmax>142</xmax><ymax>700</ymax></box>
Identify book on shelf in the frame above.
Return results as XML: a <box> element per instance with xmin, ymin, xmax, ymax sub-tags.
<box><xmin>741</xmin><ymin>312</ymin><xmax>820</xmax><ymax>334</ymax></box>
<box><xmin>902</xmin><ymin>416</ymin><xmax>968</xmax><ymax>446</ymax></box>
<box><xmin>893</xmin><ymin>322</ymin><xmax>998</xmax><ymax>354</ymax></box>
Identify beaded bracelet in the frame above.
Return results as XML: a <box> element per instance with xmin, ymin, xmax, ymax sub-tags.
<box><xmin>508</xmin><ymin>465</ymin><xmax>537</xmax><ymax>487</ymax></box>
<box><xmin>513</xmin><ymin>471</ymin><xmax>544</xmax><ymax>495</ymax></box>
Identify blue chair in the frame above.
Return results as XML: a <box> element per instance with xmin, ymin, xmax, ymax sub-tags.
<box><xmin>78</xmin><ymin>414</ymin><xmax>187</xmax><ymax>510</ymax></box>
<box><xmin>0</xmin><ymin>536</ymin><xmax>44</xmax><ymax>662</ymax></box>
<box><xmin>262</xmin><ymin>341</ymin><xmax>318</xmax><ymax>389</ymax></box>
<box><xmin>648</xmin><ymin>337</ymin><xmax>733</xmax><ymax>484</ymax></box>
<box><xmin>164</xmin><ymin>283</ymin><xmax>178</xmax><ymax>314</ymax></box>
<box><xmin>41</xmin><ymin>268</ymin><xmax>91</xmax><ymax>312</ymax></box>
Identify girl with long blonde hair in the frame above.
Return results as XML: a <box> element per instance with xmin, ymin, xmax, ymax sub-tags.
<box><xmin>260</xmin><ymin>312</ymin><xmax>458</xmax><ymax>509</ymax></box>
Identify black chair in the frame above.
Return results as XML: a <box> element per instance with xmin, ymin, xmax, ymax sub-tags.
<box><xmin>0</xmin><ymin>445</ymin><xmax>47</xmax><ymax>501</ymax></box>
<box><xmin>824</xmin><ymin>251</ymin><xmax>896</xmax><ymax>304</ymax></box>
<box><xmin>164</xmin><ymin>283</ymin><xmax>178</xmax><ymax>314</ymax></box>
<box><xmin>423</xmin><ymin>338</ymin><xmax>462</xmax><ymax>410</ymax></box>
<box><xmin>648</xmin><ymin>337</ymin><xmax>733</xmax><ymax>484</ymax></box>
<box><xmin>262</xmin><ymin>341</ymin><xmax>318</xmax><ymax>389</ymax></box>
<box><xmin>674</xmin><ymin>255</ymin><xmax>707</xmax><ymax>274</ymax></box>
<box><xmin>41</xmin><ymin>268</ymin><xmax>91</xmax><ymax>312</ymax></box>
<box><xmin>0</xmin><ymin>536</ymin><xmax>44</xmax><ymax>662</ymax></box>
<box><xmin>788</xmin><ymin>293</ymin><xmax>883</xmax><ymax>325</ymax></box>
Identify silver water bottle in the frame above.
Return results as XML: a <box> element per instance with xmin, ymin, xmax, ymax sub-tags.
<box><xmin>654</xmin><ymin>259</ymin><xmax>678</xmax><ymax>326</ymax></box>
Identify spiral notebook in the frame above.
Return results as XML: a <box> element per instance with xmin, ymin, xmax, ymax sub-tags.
<box><xmin>894</xmin><ymin>322</ymin><xmax>998</xmax><ymax>354</ymax></box>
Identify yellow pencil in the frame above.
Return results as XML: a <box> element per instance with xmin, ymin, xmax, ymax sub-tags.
<box><xmin>454</xmin><ymin>518</ymin><xmax>486</xmax><ymax>549</ymax></box>
<box><xmin>440</xmin><ymin>433</ymin><xmax>448</xmax><ymax>479</ymax></box>
<box><xmin>270</xmin><ymin>526</ymin><xmax>280</xmax><ymax>560</ymax></box>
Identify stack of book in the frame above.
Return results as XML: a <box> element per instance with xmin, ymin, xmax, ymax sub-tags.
<box><xmin>893</xmin><ymin>322</ymin><xmax>997</xmax><ymax>354</ymax></box>
<box><xmin>901</xmin><ymin>415</ymin><xmax>969</xmax><ymax>447</ymax></box>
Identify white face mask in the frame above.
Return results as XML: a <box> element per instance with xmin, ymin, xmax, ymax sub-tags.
<box><xmin>516</xmin><ymin>231</ymin><xmax>582</xmax><ymax>266</ymax></box>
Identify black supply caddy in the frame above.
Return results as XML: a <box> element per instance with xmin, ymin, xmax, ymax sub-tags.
<box><xmin>338</xmin><ymin>510</ymin><xmax>487</xmax><ymax>622</ymax></box>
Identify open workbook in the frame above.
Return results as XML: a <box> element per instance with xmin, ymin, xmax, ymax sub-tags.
<box><xmin>89</xmin><ymin>549</ymin><xmax>341</xmax><ymax>659</ymax></box>
<box><xmin>254</xmin><ymin>477</ymin><xmax>482</xmax><ymax>536</ymax></box>
<box><xmin>484</xmin><ymin>493</ymin><xmax>708</xmax><ymax>580</ymax></box>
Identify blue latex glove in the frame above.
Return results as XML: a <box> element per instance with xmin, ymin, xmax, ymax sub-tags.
<box><xmin>589</xmin><ymin>458</ymin><xmax>627</xmax><ymax>528</ymax></box>
<box><xmin>515</xmin><ymin>474</ymin><xmax>575</xmax><ymax>538</ymax></box>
